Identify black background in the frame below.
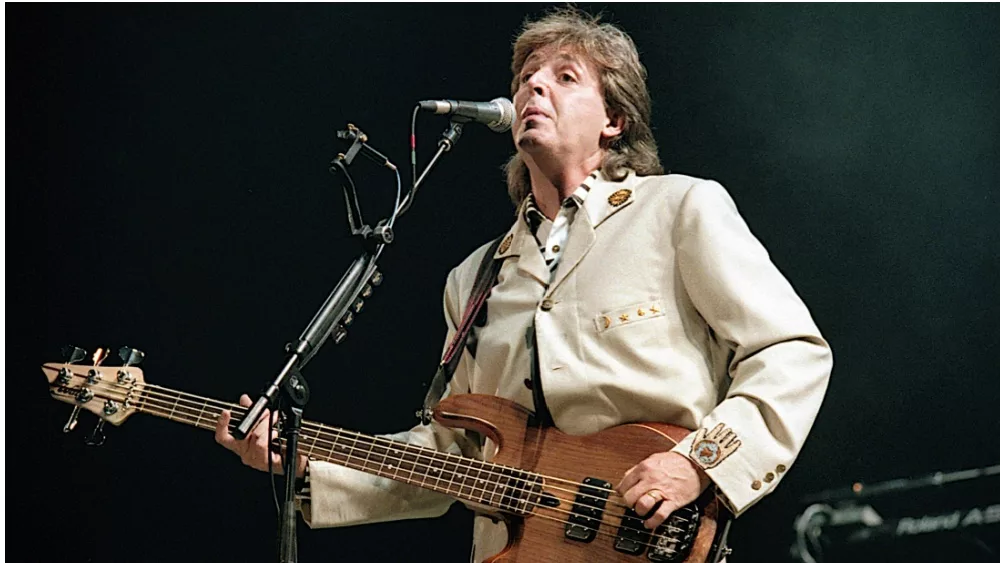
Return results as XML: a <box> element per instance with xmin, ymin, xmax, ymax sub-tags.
<box><xmin>9</xmin><ymin>4</ymin><xmax>999</xmax><ymax>562</ymax></box>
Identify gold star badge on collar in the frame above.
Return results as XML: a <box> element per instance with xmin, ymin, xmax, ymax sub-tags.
<box><xmin>607</xmin><ymin>189</ymin><xmax>632</xmax><ymax>207</ymax></box>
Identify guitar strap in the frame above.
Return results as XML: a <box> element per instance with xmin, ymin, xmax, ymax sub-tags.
<box><xmin>419</xmin><ymin>235</ymin><xmax>505</xmax><ymax>424</ymax></box>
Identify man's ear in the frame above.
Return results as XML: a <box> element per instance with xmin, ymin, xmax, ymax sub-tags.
<box><xmin>601</xmin><ymin>111</ymin><xmax>625</xmax><ymax>143</ymax></box>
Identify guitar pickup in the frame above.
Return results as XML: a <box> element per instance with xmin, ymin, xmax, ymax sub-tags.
<box><xmin>565</xmin><ymin>477</ymin><xmax>612</xmax><ymax>543</ymax></box>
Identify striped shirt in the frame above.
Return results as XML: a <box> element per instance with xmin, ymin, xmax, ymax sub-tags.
<box><xmin>523</xmin><ymin>172</ymin><xmax>596</xmax><ymax>282</ymax></box>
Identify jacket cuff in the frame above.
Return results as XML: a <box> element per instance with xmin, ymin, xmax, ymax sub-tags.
<box><xmin>669</xmin><ymin>421</ymin><xmax>789</xmax><ymax>517</ymax></box>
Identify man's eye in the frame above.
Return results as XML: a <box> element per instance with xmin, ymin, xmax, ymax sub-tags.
<box><xmin>560</xmin><ymin>73</ymin><xmax>576</xmax><ymax>83</ymax></box>
<box><xmin>520</xmin><ymin>72</ymin><xmax>533</xmax><ymax>83</ymax></box>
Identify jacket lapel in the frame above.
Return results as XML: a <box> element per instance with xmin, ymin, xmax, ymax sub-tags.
<box><xmin>495</xmin><ymin>203</ymin><xmax>549</xmax><ymax>286</ymax></box>
<box><xmin>545</xmin><ymin>172</ymin><xmax>636</xmax><ymax>296</ymax></box>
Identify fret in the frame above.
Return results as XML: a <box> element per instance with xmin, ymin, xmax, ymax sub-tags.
<box><xmin>458</xmin><ymin>460</ymin><xmax>479</xmax><ymax>501</ymax></box>
<box><xmin>194</xmin><ymin>400</ymin><xmax>208</xmax><ymax>428</ymax></box>
<box><xmin>385</xmin><ymin>442</ymin><xmax>408</xmax><ymax>482</ymax></box>
<box><xmin>450</xmin><ymin>460</ymin><xmax>472</xmax><ymax>500</ymax></box>
<box><xmin>344</xmin><ymin>429</ymin><xmax>362</xmax><ymax>469</ymax></box>
<box><xmin>305</xmin><ymin>427</ymin><xmax>318</xmax><ymax>459</ymax></box>
<box><xmin>165</xmin><ymin>392</ymin><xmax>180</xmax><ymax>421</ymax></box>
<box><xmin>377</xmin><ymin>442</ymin><xmax>397</xmax><ymax>478</ymax></box>
<box><xmin>402</xmin><ymin>444</ymin><xmax>421</xmax><ymax>486</ymax></box>
<box><xmin>474</xmin><ymin>459</ymin><xmax>491</xmax><ymax>506</ymax></box>
<box><xmin>390</xmin><ymin>449</ymin><xmax>403</xmax><ymax>481</ymax></box>
<box><xmin>442</xmin><ymin>456</ymin><xmax>460</xmax><ymax>496</ymax></box>
<box><xmin>430</xmin><ymin>452</ymin><xmax>447</xmax><ymax>493</ymax></box>
<box><xmin>486</xmin><ymin>464</ymin><xmax>503</xmax><ymax>508</ymax></box>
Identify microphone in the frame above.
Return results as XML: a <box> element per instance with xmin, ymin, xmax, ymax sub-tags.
<box><xmin>418</xmin><ymin>97</ymin><xmax>514</xmax><ymax>133</ymax></box>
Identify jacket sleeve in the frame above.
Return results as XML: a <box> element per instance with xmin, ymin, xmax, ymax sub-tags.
<box><xmin>298</xmin><ymin>265</ymin><xmax>482</xmax><ymax>528</ymax></box>
<box><xmin>667</xmin><ymin>180</ymin><xmax>833</xmax><ymax>516</ymax></box>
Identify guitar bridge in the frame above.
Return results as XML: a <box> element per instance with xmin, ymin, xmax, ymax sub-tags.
<box><xmin>614</xmin><ymin>503</ymin><xmax>701</xmax><ymax>561</ymax></box>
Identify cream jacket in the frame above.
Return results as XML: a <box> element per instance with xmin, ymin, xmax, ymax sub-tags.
<box><xmin>299</xmin><ymin>172</ymin><xmax>833</xmax><ymax>561</ymax></box>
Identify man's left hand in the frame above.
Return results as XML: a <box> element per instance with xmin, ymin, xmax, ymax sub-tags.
<box><xmin>617</xmin><ymin>452</ymin><xmax>712</xmax><ymax>530</ymax></box>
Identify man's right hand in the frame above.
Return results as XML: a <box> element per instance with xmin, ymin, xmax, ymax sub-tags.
<box><xmin>214</xmin><ymin>394</ymin><xmax>308</xmax><ymax>479</ymax></box>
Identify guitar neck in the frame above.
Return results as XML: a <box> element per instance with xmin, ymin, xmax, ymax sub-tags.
<box><xmin>130</xmin><ymin>383</ymin><xmax>531</xmax><ymax>512</ymax></box>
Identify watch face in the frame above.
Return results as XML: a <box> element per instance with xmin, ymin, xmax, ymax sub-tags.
<box><xmin>694</xmin><ymin>439</ymin><xmax>721</xmax><ymax>465</ymax></box>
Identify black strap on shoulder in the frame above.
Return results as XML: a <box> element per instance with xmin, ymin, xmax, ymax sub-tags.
<box><xmin>418</xmin><ymin>235</ymin><xmax>505</xmax><ymax>424</ymax></box>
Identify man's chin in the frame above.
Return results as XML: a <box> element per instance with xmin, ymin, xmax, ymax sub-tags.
<box><xmin>516</xmin><ymin>131</ymin><xmax>549</xmax><ymax>152</ymax></box>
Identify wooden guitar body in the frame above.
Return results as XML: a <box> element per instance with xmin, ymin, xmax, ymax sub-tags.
<box><xmin>434</xmin><ymin>394</ymin><xmax>729</xmax><ymax>563</ymax></box>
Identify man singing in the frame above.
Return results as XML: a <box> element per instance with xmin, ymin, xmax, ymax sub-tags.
<box><xmin>217</xmin><ymin>7</ymin><xmax>832</xmax><ymax>561</ymax></box>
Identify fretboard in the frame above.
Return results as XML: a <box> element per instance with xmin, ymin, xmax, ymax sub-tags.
<box><xmin>123</xmin><ymin>382</ymin><xmax>540</xmax><ymax>514</ymax></box>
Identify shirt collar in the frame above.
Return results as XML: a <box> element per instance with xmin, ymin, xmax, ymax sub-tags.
<box><xmin>522</xmin><ymin>171</ymin><xmax>599</xmax><ymax>235</ymax></box>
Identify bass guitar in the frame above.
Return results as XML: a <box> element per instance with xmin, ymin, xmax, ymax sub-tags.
<box><xmin>42</xmin><ymin>357</ymin><xmax>732</xmax><ymax>563</ymax></box>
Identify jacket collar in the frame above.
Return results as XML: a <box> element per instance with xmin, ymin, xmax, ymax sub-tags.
<box><xmin>493</xmin><ymin>169</ymin><xmax>639</xmax><ymax>289</ymax></box>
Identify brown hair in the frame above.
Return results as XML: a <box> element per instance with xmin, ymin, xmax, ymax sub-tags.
<box><xmin>504</xmin><ymin>7</ymin><xmax>664</xmax><ymax>205</ymax></box>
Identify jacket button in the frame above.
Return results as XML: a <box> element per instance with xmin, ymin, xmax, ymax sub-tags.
<box><xmin>751</xmin><ymin>480</ymin><xmax>762</xmax><ymax>491</ymax></box>
<box><xmin>540</xmin><ymin>298</ymin><xmax>554</xmax><ymax>311</ymax></box>
<box><xmin>523</xmin><ymin>378</ymin><xmax>533</xmax><ymax>390</ymax></box>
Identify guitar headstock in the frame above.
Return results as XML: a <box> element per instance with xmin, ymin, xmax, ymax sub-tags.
<box><xmin>42</xmin><ymin>346</ymin><xmax>147</xmax><ymax>441</ymax></box>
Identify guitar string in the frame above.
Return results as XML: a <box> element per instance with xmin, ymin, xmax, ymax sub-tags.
<box><xmin>53</xmin><ymin>372</ymin><xmax>695</xmax><ymax>533</ymax></box>
<box><xmin>53</xmin><ymin>380</ymin><xmax>695</xmax><ymax>551</ymax></box>
<box><xmin>52</xmin><ymin>371</ymin><xmax>697</xmax><ymax>532</ymax></box>
<box><xmin>131</xmin><ymin>379</ymin><xmax>685</xmax><ymax>524</ymax></box>
<box><xmin>128</xmin><ymin>385</ymin><xmax>691</xmax><ymax>542</ymax></box>
<box><xmin>74</xmin><ymin>374</ymin><xmax>645</xmax><ymax>509</ymax></box>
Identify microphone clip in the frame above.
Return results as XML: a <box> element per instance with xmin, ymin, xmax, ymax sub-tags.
<box><xmin>334</xmin><ymin>123</ymin><xmax>397</xmax><ymax>171</ymax></box>
<box><xmin>329</xmin><ymin>123</ymin><xmax>397</xmax><ymax>249</ymax></box>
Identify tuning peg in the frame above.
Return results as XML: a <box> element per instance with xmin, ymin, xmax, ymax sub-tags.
<box><xmin>61</xmin><ymin>345</ymin><xmax>88</xmax><ymax>365</ymax></box>
<box><xmin>85</xmin><ymin>420</ymin><xmax>107</xmax><ymax>447</ymax></box>
<box><xmin>332</xmin><ymin>324</ymin><xmax>348</xmax><ymax>344</ymax></box>
<box><xmin>91</xmin><ymin>347</ymin><xmax>110</xmax><ymax>366</ymax></box>
<box><xmin>63</xmin><ymin>406</ymin><xmax>82</xmax><ymax>433</ymax></box>
<box><xmin>118</xmin><ymin>346</ymin><xmax>145</xmax><ymax>367</ymax></box>
<box><xmin>370</xmin><ymin>269</ymin><xmax>383</xmax><ymax>286</ymax></box>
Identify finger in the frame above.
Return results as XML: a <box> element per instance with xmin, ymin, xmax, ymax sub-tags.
<box><xmin>621</xmin><ymin>481</ymin><xmax>648</xmax><ymax>507</ymax></box>
<box><xmin>239</xmin><ymin>394</ymin><xmax>253</xmax><ymax>407</ymax></box>
<box><xmin>214</xmin><ymin>409</ymin><xmax>235</xmax><ymax>447</ymax></box>
<box><xmin>633</xmin><ymin>491</ymin><xmax>659</xmax><ymax>517</ymax></box>
<box><xmin>617</xmin><ymin>466</ymin><xmax>641</xmax><ymax>495</ymax></box>
<box><xmin>645</xmin><ymin>501</ymin><xmax>679</xmax><ymax>530</ymax></box>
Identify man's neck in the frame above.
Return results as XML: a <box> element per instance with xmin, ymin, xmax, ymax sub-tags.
<box><xmin>526</xmin><ymin>151</ymin><xmax>603</xmax><ymax>220</ymax></box>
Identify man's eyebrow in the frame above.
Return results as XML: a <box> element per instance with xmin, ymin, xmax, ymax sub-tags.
<box><xmin>522</xmin><ymin>50</ymin><xmax>585</xmax><ymax>69</ymax></box>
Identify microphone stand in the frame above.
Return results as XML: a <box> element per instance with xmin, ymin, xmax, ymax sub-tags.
<box><xmin>231</xmin><ymin>119</ymin><xmax>467</xmax><ymax>563</ymax></box>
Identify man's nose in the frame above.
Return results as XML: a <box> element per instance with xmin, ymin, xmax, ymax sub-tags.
<box><xmin>525</xmin><ymin>72</ymin><xmax>549</xmax><ymax>97</ymax></box>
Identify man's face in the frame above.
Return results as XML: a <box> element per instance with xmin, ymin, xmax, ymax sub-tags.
<box><xmin>512</xmin><ymin>45</ymin><xmax>621</xmax><ymax>161</ymax></box>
